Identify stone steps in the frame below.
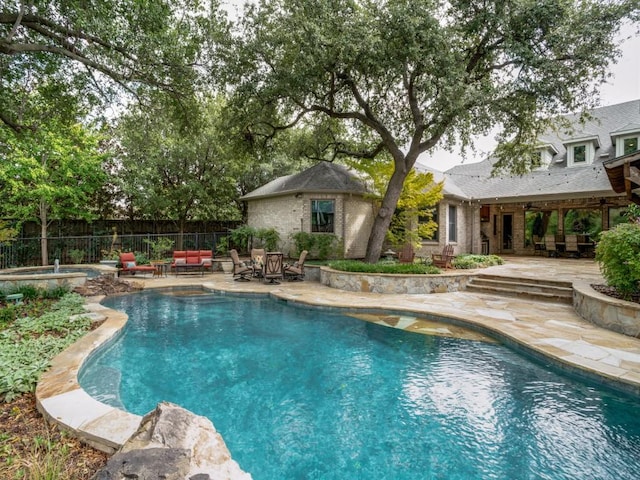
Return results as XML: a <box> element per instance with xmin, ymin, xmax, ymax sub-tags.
<box><xmin>467</xmin><ymin>274</ymin><xmax>574</xmax><ymax>304</ymax></box>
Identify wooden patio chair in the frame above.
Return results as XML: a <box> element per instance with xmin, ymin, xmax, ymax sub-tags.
<box><xmin>431</xmin><ymin>244</ymin><xmax>454</xmax><ymax>269</ymax></box>
<box><xmin>398</xmin><ymin>243</ymin><xmax>415</xmax><ymax>263</ymax></box>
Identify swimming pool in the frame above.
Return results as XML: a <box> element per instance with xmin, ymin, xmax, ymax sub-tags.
<box><xmin>80</xmin><ymin>289</ymin><xmax>640</xmax><ymax>479</ymax></box>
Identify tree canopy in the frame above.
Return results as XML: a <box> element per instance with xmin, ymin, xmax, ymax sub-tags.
<box><xmin>0</xmin><ymin>0</ymin><xmax>226</xmax><ymax>133</ymax></box>
<box><xmin>227</xmin><ymin>0</ymin><xmax>640</xmax><ymax>261</ymax></box>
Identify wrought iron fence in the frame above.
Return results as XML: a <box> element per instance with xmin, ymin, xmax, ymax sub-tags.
<box><xmin>0</xmin><ymin>232</ymin><xmax>231</xmax><ymax>269</ymax></box>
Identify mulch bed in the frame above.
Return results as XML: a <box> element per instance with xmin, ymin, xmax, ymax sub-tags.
<box><xmin>591</xmin><ymin>284</ymin><xmax>640</xmax><ymax>304</ymax></box>
<box><xmin>0</xmin><ymin>393</ymin><xmax>107</xmax><ymax>479</ymax></box>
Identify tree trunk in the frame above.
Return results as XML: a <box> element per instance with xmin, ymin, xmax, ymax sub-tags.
<box><xmin>364</xmin><ymin>163</ymin><xmax>409</xmax><ymax>263</ymax></box>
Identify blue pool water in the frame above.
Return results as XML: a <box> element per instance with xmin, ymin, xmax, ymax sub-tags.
<box><xmin>79</xmin><ymin>289</ymin><xmax>640</xmax><ymax>479</ymax></box>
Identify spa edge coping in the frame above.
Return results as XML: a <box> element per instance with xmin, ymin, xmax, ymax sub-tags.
<box><xmin>35</xmin><ymin>277</ymin><xmax>640</xmax><ymax>455</ymax></box>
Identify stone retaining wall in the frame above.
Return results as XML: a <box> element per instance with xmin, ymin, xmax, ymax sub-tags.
<box><xmin>574</xmin><ymin>281</ymin><xmax>640</xmax><ymax>338</ymax></box>
<box><xmin>319</xmin><ymin>266</ymin><xmax>471</xmax><ymax>294</ymax></box>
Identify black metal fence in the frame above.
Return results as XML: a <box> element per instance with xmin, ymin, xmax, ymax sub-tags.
<box><xmin>0</xmin><ymin>232</ymin><xmax>231</xmax><ymax>269</ymax></box>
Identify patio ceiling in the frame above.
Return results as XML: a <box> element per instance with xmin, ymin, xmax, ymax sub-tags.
<box><xmin>603</xmin><ymin>151</ymin><xmax>640</xmax><ymax>204</ymax></box>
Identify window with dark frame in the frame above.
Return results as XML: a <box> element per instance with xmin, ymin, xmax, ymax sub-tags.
<box><xmin>573</xmin><ymin>145</ymin><xmax>586</xmax><ymax>163</ymax></box>
<box><xmin>448</xmin><ymin>205</ymin><xmax>457</xmax><ymax>242</ymax></box>
<box><xmin>624</xmin><ymin>137</ymin><xmax>639</xmax><ymax>155</ymax></box>
<box><xmin>311</xmin><ymin>200</ymin><xmax>335</xmax><ymax>233</ymax></box>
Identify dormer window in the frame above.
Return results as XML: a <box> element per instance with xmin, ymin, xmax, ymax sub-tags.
<box><xmin>564</xmin><ymin>135</ymin><xmax>599</xmax><ymax>167</ymax></box>
<box><xmin>533</xmin><ymin>144</ymin><xmax>558</xmax><ymax>170</ymax></box>
<box><xmin>611</xmin><ymin>123</ymin><xmax>640</xmax><ymax>157</ymax></box>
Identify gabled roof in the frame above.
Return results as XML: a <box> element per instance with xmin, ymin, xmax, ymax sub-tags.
<box><xmin>443</xmin><ymin>99</ymin><xmax>640</xmax><ymax>201</ymax></box>
<box><xmin>240</xmin><ymin>161</ymin><xmax>368</xmax><ymax>200</ymax></box>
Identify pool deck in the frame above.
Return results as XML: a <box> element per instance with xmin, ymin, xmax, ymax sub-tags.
<box><xmin>35</xmin><ymin>256</ymin><xmax>640</xmax><ymax>456</ymax></box>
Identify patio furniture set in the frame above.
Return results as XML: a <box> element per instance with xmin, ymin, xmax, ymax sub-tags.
<box><xmin>533</xmin><ymin>234</ymin><xmax>595</xmax><ymax>258</ymax></box>
<box><xmin>118</xmin><ymin>250</ymin><xmax>214</xmax><ymax>277</ymax></box>
<box><xmin>230</xmin><ymin>249</ymin><xmax>308</xmax><ymax>284</ymax></box>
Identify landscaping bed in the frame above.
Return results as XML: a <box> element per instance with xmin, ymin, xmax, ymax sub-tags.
<box><xmin>0</xmin><ymin>286</ymin><xmax>110</xmax><ymax>479</ymax></box>
<box><xmin>0</xmin><ymin>393</ymin><xmax>107</xmax><ymax>479</ymax></box>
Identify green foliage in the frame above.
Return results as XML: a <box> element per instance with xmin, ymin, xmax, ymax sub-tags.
<box><xmin>0</xmin><ymin>0</ymin><xmax>222</xmax><ymax>135</ymax></box>
<box><xmin>14</xmin><ymin>285</ymin><xmax>40</xmax><ymax>301</ymax></box>
<box><xmin>348</xmin><ymin>158</ymin><xmax>443</xmax><ymax>249</ymax></box>
<box><xmin>0</xmin><ymin>293</ymin><xmax>90</xmax><ymax>402</ymax></box>
<box><xmin>595</xmin><ymin>223</ymin><xmax>640</xmax><ymax>297</ymax></box>
<box><xmin>215</xmin><ymin>236</ymin><xmax>229</xmax><ymax>256</ymax></box>
<box><xmin>67</xmin><ymin>249</ymin><xmax>85</xmax><ymax>264</ymax></box>
<box><xmin>116</xmin><ymin>95</ymin><xmax>245</xmax><ymax>226</ymax></box>
<box><xmin>229</xmin><ymin>0</ymin><xmax>638</xmax><ymax>261</ymax></box>
<box><xmin>230</xmin><ymin>225</ymin><xmax>256</xmax><ymax>253</ymax></box>
<box><xmin>0</xmin><ymin>220</ymin><xmax>18</xmax><ymax>243</ymax></box>
<box><xmin>452</xmin><ymin>255</ymin><xmax>505</xmax><ymax>270</ymax></box>
<box><xmin>255</xmin><ymin>228</ymin><xmax>280</xmax><ymax>252</ymax></box>
<box><xmin>315</xmin><ymin>234</ymin><xmax>338</xmax><ymax>261</ymax></box>
<box><xmin>0</xmin><ymin>305</ymin><xmax>18</xmax><ymax>328</ymax></box>
<box><xmin>16</xmin><ymin>430</ymin><xmax>73</xmax><ymax>480</ymax></box>
<box><xmin>624</xmin><ymin>204</ymin><xmax>640</xmax><ymax>223</ymax></box>
<box><xmin>291</xmin><ymin>232</ymin><xmax>316</xmax><ymax>256</ymax></box>
<box><xmin>143</xmin><ymin>237</ymin><xmax>175</xmax><ymax>261</ymax></box>
<box><xmin>134</xmin><ymin>252</ymin><xmax>150</xmax><ymax>265</ymax></box>
<box><xmin>328</xmin><ymin>260</ymin><xmax>440</xmax><ymax>275</ymax></box>
<box><xmin>290</xmin><ymin>232</ymin><xmax>340</xmax><ymax>259</ymax></box>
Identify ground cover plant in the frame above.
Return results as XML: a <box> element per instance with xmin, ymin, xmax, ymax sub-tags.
<box><xmin>328</xmin><ymin>259</ymin><xmax>441</xmax><ymax>274</ymax></box>
<box><xmin>328</xmin><ymin>254</ymin><xmax>503</xmax><ymax>274</ymax></box>
<box><xmin>0</xmin><ymin>287</ymin><xmax>106</xmax><ymax>479</ymax></box>
<box><xmin>452</xmin><ymin>254</ymin><xmax>505</xmax><ymax>269</ymax></box>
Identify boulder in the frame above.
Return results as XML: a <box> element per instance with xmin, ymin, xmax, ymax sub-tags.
<box><xmin>92</xmin><ymin>402</ymin><xmax>252</xmax><ymax>480</ymax></box>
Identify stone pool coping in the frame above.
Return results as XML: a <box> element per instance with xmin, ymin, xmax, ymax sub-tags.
<box><xmin>36</xmin><ymin>274</ymin><xmax>640</xmax><ymax>458</ymax></box>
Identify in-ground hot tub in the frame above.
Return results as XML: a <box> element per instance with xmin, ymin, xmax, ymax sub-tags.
<box><xmin>0</xmin><ymin>264</ymin><xmax>115</xmax><ymax>291</ymax></box>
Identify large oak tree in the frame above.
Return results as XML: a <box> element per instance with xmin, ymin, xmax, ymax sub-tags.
<box><xmin>227</xmin><ymin>0</ymin><xmax>639</xmax><ymax>262</ymax></box>
<box><xmin>0</xmin><ymin>0</ymin><xmax>226</xmax><ymax>133</ymax></box>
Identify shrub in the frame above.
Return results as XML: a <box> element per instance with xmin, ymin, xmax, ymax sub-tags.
<box><xmin>230</xmin><ymin>225</ymin><xmax>256</xmax><ymax>253</ymax></box>
<box><xmin>595</xmin><ymin>223</ymin><xmax>640</xmax><ymax>297</ymax></box>
<box><xmin>315</xmin><ymin>234</ymin><xmax>338</xmax><ymax>260</ymax></box>
<box><xmin>452</xmin><ymin>254</ymin><xmax>504</xmax><ymax>269</ymax></box>
<box><xmin>291</xmin><ymin>232</ymin><xmax>315</xmax><ymax>256</ymax></box>
<box><xmin>67</xmin><ymin>249</ymin><xmax>85</xmax><ymax>264</ymax></box>
<box><xmin>134</xmin><ymin>252</ymin><xmax>150</xmax><ymax>265</ymax></box>
<box><xmin>328</xmin><ymin>260</ymin><xmax>440</xmax><ymax>274</ymax></box>
<box><xmin>255</xmin><ymin>228</ymin><xmax>280</xmax><ymax>252</ymax></box>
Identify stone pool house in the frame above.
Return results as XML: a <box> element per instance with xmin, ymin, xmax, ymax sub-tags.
<box><xmin>241</xmin><ymin>99</ymin><xmax>640</xmax><ymax>258</ymax></box>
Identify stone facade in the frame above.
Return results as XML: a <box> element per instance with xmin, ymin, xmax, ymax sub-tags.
<box><xmin>246</xmin><ymin>192</ymin><xmax>373</xmax><ymax>259</ymax></box>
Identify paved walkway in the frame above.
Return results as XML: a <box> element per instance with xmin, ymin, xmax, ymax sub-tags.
<box><xmin>36</xmin><ymin>256</ymin><xmax>640</xmax><ymax>455</ymax></box>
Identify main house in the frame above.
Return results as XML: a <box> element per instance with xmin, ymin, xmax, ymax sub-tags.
<box><xmin>241</xmin><ymin>100</ymin><xmax>640</xmax><ymax>259</ymax></box>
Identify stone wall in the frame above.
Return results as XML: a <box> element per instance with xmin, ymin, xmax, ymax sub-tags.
<box><xmin>246</xmin><ymin>193</ymin><xmax>372</xmax><ymax>259</ymax></box>
<box><xmin>574</xmin><ymin>280</ymin><xmax>640</xmax><ymax>338</ymax></box>
<box><xmin>320</xmin><ymin>266</ymin><xmax>471</xmax><ymax>294</ymax></box>
<box><xmin>0</xmin><ymin>272</ymin><xmax>88</xmax><ymax>291</ymax></box>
